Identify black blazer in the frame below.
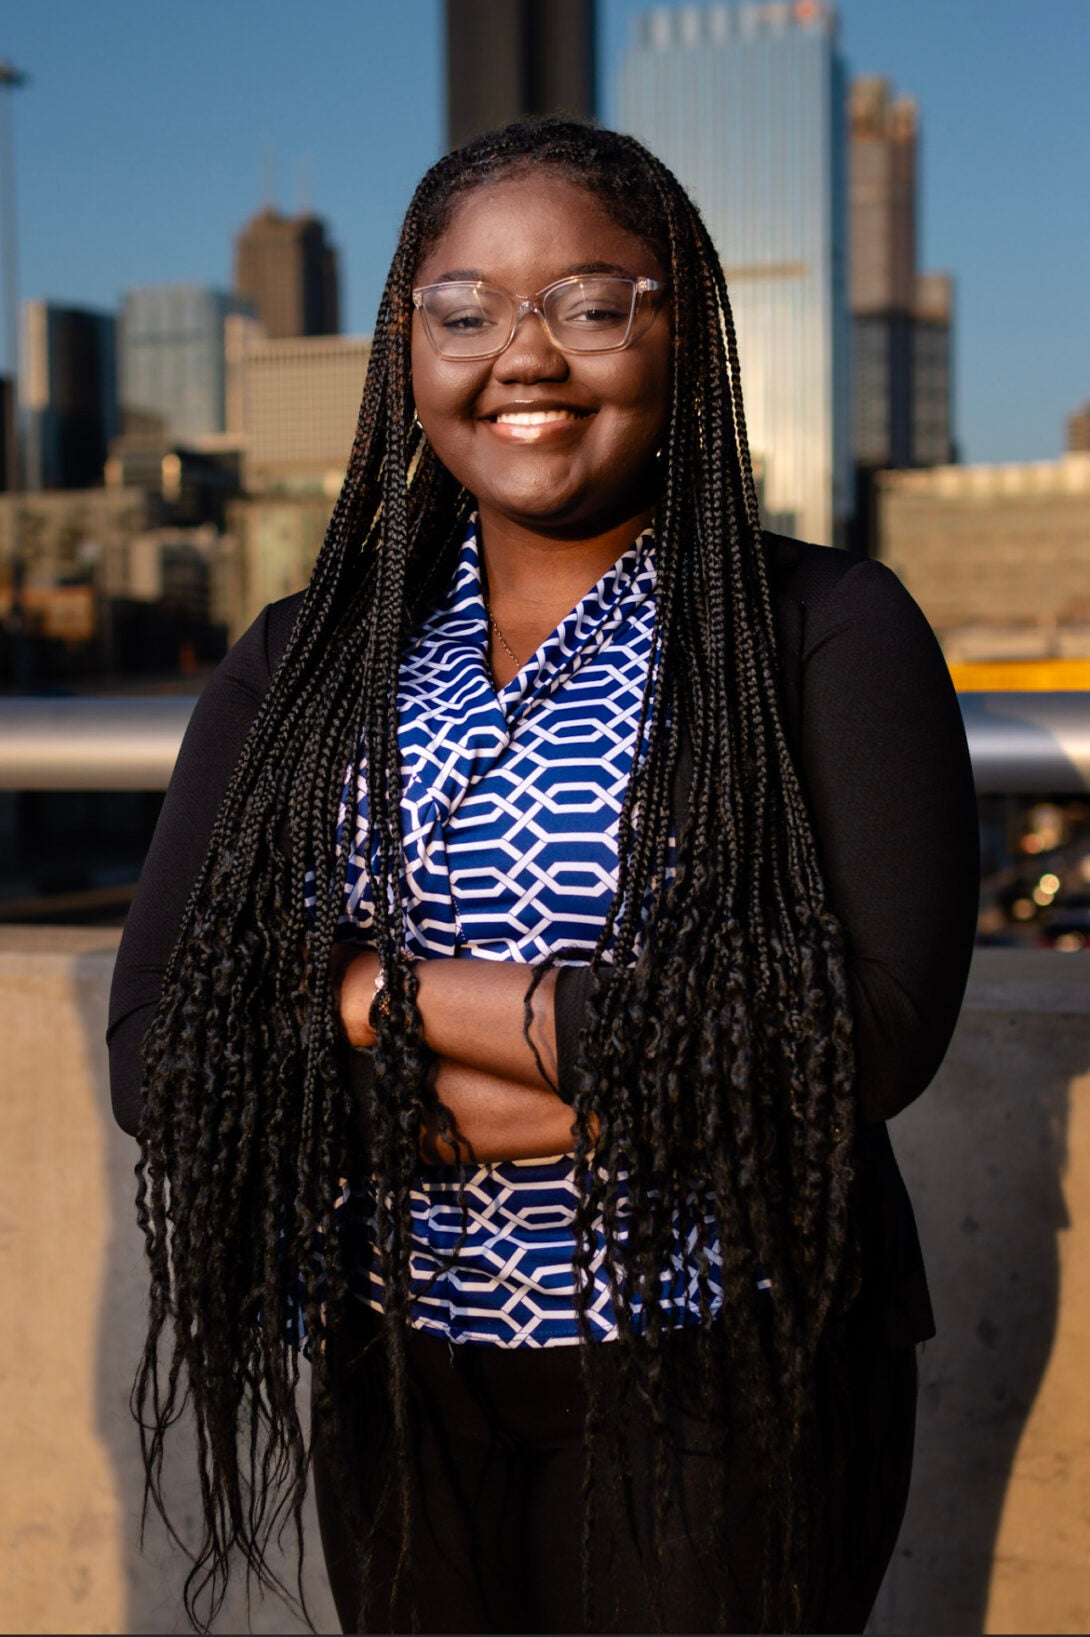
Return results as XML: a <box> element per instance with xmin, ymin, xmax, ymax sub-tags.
<box><xmin>109</xmin><ymin>531</ymin><xmax>978</xmax><ymax>1348</ymax></box>
<box><xmin>555</xmin><ymin>532</ymin><xmax>979</xmax><ymax>1345</ymax></box>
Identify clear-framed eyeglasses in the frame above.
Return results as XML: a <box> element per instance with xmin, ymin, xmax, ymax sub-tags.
<box><xmin>412</xmin><ymin>273</ymin><xmax>666</xmax><ymax>361</ymax></box>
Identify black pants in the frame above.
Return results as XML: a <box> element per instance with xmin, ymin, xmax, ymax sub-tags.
<box><xmin>312</xmin><ymin>1302</ymin><xmax>917</xmax><ymax>1635</ymax></box>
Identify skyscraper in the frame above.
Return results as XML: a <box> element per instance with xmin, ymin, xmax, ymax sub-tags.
<box><xmin>849</xmin><ymin>76</ymin><xmax>916</xmax><ymax>315</ymax></box>
<box><xmin>849</xmin><ymin>77</ymin><xmax>954</xmax><ymax>550</ymax></box>
<box><xmin>119</xmin><ymin>286</ymin><xmax>254</xmax><ymax>443</ymax></box>
<box><xmin>22</xmin><ymin>301</ymin><xmax>118</xmax><ymax>489</ymax></box>
<box><xmin>618</xmin><ymin>2</ymin><xmax>849</xmax><ymax>546</ymax></box>
<box><xmin>233</xmin><ymin>210</ymin><xmax>340</xmax><ymax>339</ymax></box>
<box><xmin>445</xmin><ymin>0</ymin><xmax>597</xmax><ymax>150</ymax></box>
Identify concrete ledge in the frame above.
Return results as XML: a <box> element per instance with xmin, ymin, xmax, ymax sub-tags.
<box><xmin>871</xmin><ymin>947</ymin><xmax>1090</xmax><ymax>1635</ymax></box>
<box><xmin>0</xmin><ymin>932</ymin><xmax>1086</xmax><ymax>1634</ymax></box>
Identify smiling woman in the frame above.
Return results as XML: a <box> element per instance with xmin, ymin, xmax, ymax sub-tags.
<box><xmin>107</xmin><ymin>118</ymin><xmax>979</xmax><ymax>1636</ymax></box>
<box><xmin>409</xmin><ymin>175</ymin><xmax>671</xmax><ymax>683</ymax></box>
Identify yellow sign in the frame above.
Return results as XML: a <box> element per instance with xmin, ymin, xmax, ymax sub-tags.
<box><xmin>949</xmin><ymin>659</ymin><xmax>1090</xmax><ymax>692</ymax></box>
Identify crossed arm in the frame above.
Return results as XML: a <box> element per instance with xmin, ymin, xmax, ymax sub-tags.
<box><xmin>335</xmin><ymin>950</ymin><xmax>587</xmax><ymax>1164</ymax></box>
<box><xmin>105</xmin><ymin>597</ymin><xmax>587</xmax><ymax>1159</ymax></box>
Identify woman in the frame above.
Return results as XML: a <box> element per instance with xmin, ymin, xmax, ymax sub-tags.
<box><xmin>108</xmin><ymin>118</ymin><xmax>978</xmax><ymax>1634</ymax></box>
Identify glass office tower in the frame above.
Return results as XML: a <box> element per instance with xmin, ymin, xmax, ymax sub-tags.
<box><xmin>120</xmin><ymin>286</ymin><xmax>255</xmax><ymax>444</ymax></box>
<box><xmin>617</xmin><ymin>2</ymin><xmax>850</xmax><ymax>545</ymax></box>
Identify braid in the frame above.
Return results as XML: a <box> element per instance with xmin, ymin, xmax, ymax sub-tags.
<box><xmin>134</xmin><ymin>115</ymin><xmax>857</xmax><ymax>1633</ymax></box>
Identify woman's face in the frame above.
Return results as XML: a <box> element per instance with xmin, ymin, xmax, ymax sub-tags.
<box><xmin>410</xmin><ymin>173</ymin><xmax>671</xmax><ymax>540</ymax></box>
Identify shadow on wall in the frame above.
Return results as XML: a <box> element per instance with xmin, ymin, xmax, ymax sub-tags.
<box><xmin>78</xmin><ymin>947</ymin><xmax>337</xmax><ymax>1636</ymax></box>
<box><xmin>870</xmin><ymin>958</ymin><xmax>1089</xmax><ymax>1635</ymax></box>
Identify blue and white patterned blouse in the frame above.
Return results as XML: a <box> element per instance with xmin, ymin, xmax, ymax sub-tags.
<box><xmin>336</xmin><ymin>517</ymin><xmax>723</xmax><ymax>1346</ymax></box>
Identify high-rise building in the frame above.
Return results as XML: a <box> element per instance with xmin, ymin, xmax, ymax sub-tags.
<box><xmin>119</xmin><ymin>286</ymin><xmax>255</xmax><ymax>444</ymax></box>
<box><xmin>849</xmin><ymin>76</ymin><xmax>916</xmax><ymax>316</ymax></box>
<box><xmin>446</xmin><ymin>0</ymin><xmax>597</xmax><ymax>150</ymax></box>
<box><xmin>849</xmin><ymin>78</ymin><xmax>954</xmax><ymax>549</ymax></box>
<box><xmin>21</xmin><ymin>302</ymin><xmax>118</xmax><ymax>490</ymax></box>
<box><xmin>618</xmin><ymin>2</ymin><xmax>849</xmax><ymax>546</ymax></box>
<box><xmin>233</xmin><ymin>210</ymin><xmax>340</xmax><ymax>339</ymax></box>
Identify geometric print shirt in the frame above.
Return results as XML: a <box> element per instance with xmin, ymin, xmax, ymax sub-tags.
<box><xmin>335</xmin><ymin>516</ymin><xmax>723</xmax><ymax>1346</ymax></box>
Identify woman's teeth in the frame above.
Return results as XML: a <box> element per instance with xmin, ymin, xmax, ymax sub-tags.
<box><xmin>494</xmin><ymin>410</ymin><xmax>582</xmax><ymax>425</ymax></box>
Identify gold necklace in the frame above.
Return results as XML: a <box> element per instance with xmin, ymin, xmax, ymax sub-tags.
<box><xmin>484</xmin><ymin>602</ymin><xmax>521</xmax><ymax>668</ymax></box>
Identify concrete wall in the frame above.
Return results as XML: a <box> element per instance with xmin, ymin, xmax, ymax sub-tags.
<box><xmin>0</xmin><ymin>932</ymin><xmax>1086</xmax><ymax>1635</ymax></box>
<box><xmin>0</xmin><ymin>928</ymin><xmax>336</xmax><ymax>1636</ymax></box>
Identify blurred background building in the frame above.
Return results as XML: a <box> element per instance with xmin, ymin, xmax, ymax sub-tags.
<box><xmin>849</xmin><ymin>75</ymin><xmax>954</xmax><ymax>554</ymax></box>
<box><xmin>233</xmin><ymin>207</ymin><xmax>340</xmax><ymax>338</ymax></box>
<box><xmin>118</xmin><ymin>284</ymin><xmax>254</xmax><ymax>444</ymax></box>
<box><xmin>876</xmin><ymin>445</ymin><xmax>1090</xmax><ymax>681</ymax></box>
<box><xmin>21</xmin><ymin>300</ymin><xmax>118</xmax><ymax>490</ymax></box>
<box><xmin>0</xmin><ymin>375</ymin><xmax>14</xmax><ymax>492</ymax></box>
<box><xmin>224</xmin><ymin>317</ymin><xmax>369</xmax><ymax>496</ymax></box>
<box><xmin>617</xmin><ymin>0</ymin><xmax>850</xmax><ymax>547</ymax></box>
<box><xmin>445</xmin><ymin>0</ymin><xmax>597</xmax><ymax>148</ymax></box>
<box><xmin>222</xmin><ymin>317</ymin><xmax>371</xmax><ymax>632</ymax></box>
<box><xmin>1067</xmin><ymin>400</ymin><xmax>1090</xmax><ymax>454</ymax></box>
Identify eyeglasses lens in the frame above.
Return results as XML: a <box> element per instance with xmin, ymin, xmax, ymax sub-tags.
<box><xmin>420</xmin><ymin>277</ymin><xmax>639</xmax><ymax>359</ymax></box>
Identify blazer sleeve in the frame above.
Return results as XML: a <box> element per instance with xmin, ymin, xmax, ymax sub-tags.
<box><xmin>106</xmin><ymin>600</ymin><xmax>295</xmax><ymax>1136</ymax></box>
<box><xmin>796</xmin><ymin>557</ymin><xmax>978</xmax><ymax>1122</ymax></box>
<box><xmin>555</xmin><ymin>558</ymin><xmax>979</xmax><ymax>1126</ymax></box>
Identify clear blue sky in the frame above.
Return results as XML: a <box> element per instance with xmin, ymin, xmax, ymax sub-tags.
<box><xmin>2</xmin><ymin>0</ymin><xmax>1087</xmax><ymax>465</ymax></box>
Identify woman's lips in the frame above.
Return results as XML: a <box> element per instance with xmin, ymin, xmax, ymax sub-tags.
<box><xmin>484</xmin><ymin>408</ymin><xmax>593</xmax><ymax>444</ymax></box>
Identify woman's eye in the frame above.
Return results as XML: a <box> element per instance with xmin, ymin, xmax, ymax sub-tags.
<box><xmin>567</xmin><ymin>304</ymin><xmax>625</xmax><ymax>326</ymax></box>
<box><xmin>441</xmin><ymin>310</ymin><xmax>494</xmax><ymax>331</ymax></box>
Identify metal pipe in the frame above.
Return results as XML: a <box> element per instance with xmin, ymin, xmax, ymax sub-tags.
<box><xmin>0</xmin><ymin>692</ymin><xmax>1087</xmax><ymax>794</ymax></box>
<box><xmin>0</xmin><ymin>697</ymin><xmax>197</xmax><ymax>790</ymax></box>
<box><xmin>958</xmin><ymin>693</ymin><xmax>1090</xmax><ymax>796</ymax></box>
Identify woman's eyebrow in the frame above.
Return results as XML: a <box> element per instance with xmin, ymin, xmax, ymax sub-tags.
<box><xmin>565</xmin><ymin>261</ymin><xmax>635</xmax><ymax>277</ymax></box>
<box><xmin>430</xmin><ymin>261</ymin><xmax>640</xmax><ymax>285</ymax></box>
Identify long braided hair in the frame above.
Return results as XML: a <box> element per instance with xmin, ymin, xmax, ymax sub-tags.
<box><xmin>134</xmin><ymin>117</ymin><xmax>858</xmax><ymax>1632</ymax></box>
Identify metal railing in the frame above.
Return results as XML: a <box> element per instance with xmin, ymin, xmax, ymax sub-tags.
<box><xmin>0</xmin><ymin>691</ymin><xmax>1088</xmax><ymax>794</ymax></box>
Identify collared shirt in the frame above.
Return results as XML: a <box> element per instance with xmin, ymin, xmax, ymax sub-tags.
<box><xmin>337</xmin><ymin>517</ymin><xmax>722</xmax><ymax>1345</ymax></box>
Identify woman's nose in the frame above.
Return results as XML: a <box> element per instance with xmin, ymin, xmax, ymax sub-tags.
<box><xmin>493</xmin><ymin>309</ymin><xmax>569</xmax><ymax>381</ymax></box>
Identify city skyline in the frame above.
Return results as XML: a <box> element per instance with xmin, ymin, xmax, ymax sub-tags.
<box><xmin>1</xmin><ymin>0</ymin><xmax>1087</xmax><ymax>468</ymax></box>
